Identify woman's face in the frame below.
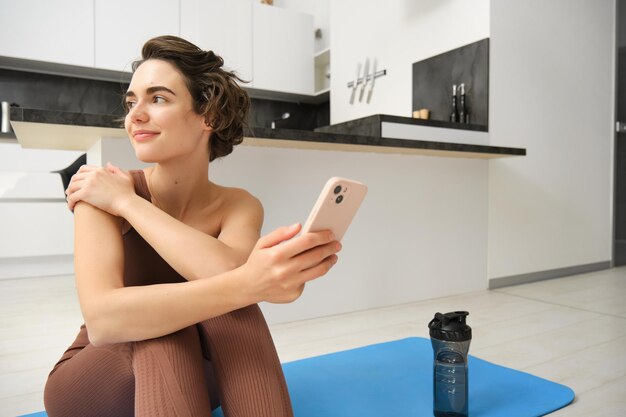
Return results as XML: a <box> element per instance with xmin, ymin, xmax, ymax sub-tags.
<box><xmin>124</xmin><ymin>59</ymin><xmax>210</xmax><ymax>163</ymax></box>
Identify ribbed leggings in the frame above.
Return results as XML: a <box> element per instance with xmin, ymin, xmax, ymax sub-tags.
<box><xmin>43</xmin><ymin>304</ymin><xmax>293</xmax><ymax>417</ymax></box>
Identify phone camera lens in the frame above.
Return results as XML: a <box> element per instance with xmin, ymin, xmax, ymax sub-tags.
<box><xmin>335</xmin><ymin>195</ymin><xmax>344</xmax><ymax>204</ymax></box>
<box><xmin>333</xmin><ymin>185</ymin><xmax>342</xmax><ymax>195</ymax></box>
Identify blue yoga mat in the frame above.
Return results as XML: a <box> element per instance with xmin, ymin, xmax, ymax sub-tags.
<box><xmin>278</xmin><ymin>337</ymin><xmax>574</xmax><ymax>417</ymax></box>
<box><xmin>19</xmin><ymin>337</ymin><xmax>574</xmax><ymax>417</ymax></box>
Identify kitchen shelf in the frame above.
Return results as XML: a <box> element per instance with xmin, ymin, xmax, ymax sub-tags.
<box><xmin>314</xmin><ymin>48</ymin><xmax>330</xmax><ymax>94</ymax></box>
<box><xmin>315</xmin><ymin>48</ymin><xmax>330</xmax><ymax>67</ymax></box>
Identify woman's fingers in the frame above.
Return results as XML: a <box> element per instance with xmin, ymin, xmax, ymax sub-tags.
<box><xmin>254</xmin><ymin>226</ymin><xmax>338</xmax><ymax>265</ymax></box>
<box><xmin>65</xmin><ymin>173</ymin><xmax>92</xmax><ymax>207</ymax></box>
<box><xmin>76</xmin><ymin>164</ymin><xmax>98</xmax><ymax>174</ymax></box>
<box><xmin>268</xmin><ymin>254</ymin><xmax>339</xmax><ymax>304</ymax></box>
<box><xmin>65</xmin><ymin>173</ymin><xmax>86</xmax><ymax>209</ymax></box>
<box><xmin>256</xmin><ymin>227</ymin><xmax>340</xmax><ymax>277</ymax></box>
<box><xmin>67</xmin><ymin>171</ymin><xmax>88</xmax><ymax>185</ymax></box>
<box><xmin>244</xmin><ymin>225</ymin><xmax>342</xmax><ymax>304</ymax></box>
<box><xmin>65</xmin><ymin>168</ymin><xmax>97</xmax><ymax>195</ymax></box>
<box><xmin>66</xmin><ymin>164</ymin><xmax>118</xmax><ymax>195</ymax></box>
<box><xmin>298</xmin><ymin>254</ymin><xmax>339</xmax><ymax>284</ymax></box>
<box><xmin>106</xmin><ymin>162</ymin><xmax>122</xmax><ymax>175</ymax></box>
<box><xmin>293</xmin><ymin>240</ymin><xmax>341</xmax><ymax>272</ymax></box>
<box><xmin>255</xmin><ymin>223</ymin><xmax>301</xmax><ymax>250</ymax></box>
<box><xmin>277</xmin><ymin>230</ymin><xmax>337</xmax><ymax>259</ymax></box>
<box><xmin>66</xmin><ymin>188</ymin><xmax>84</xmax><ymax>211</ymax></box>
<box><xmin>65</xmin><ymin>164</ymin><xmax>125</xmax><ymax>211</ymax></box>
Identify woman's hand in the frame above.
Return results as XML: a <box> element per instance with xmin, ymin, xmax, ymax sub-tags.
<box><xmin>240</xmin><ymin>223</ymin><xmax>341</xmax><ymax>304</ymax></box>
<box><xmin>66</xmin><ymin>163</ymin><xmax>135</xmax><ymax>216</ymax></box>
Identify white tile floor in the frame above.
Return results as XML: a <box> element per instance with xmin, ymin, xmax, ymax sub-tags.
<box><xmin>1</xmin><ymin>267</ymin><xmax>625</xmax><ymax>417</ymax></box>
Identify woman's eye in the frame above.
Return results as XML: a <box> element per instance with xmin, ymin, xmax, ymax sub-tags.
<box><xmin>125</xmin><ymin>101</ymin><xmax>136</xmax><ymax>110</ymax></box>
<box><xmin>154</xmin><ymin>96</ymin><xmax>166</xmax><ymax>104</ymax></box>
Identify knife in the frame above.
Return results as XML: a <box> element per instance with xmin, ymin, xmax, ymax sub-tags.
<box><xmin>350</xmin><ymin>62</ymin><xmax>362</xmax><ymax>104</ymax></box>
<box><xmin>366</xmin><ymin>58</ymin><xmax>377</xmax><ymax>103</ymax></box>
<box><xmin>359</xmin><ymin>58</ymin><xmax>370</xmax><ymax>102</ymax></box>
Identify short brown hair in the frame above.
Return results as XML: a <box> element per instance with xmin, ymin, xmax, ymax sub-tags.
<box><xmin>132</xmin><ymin>35</ymin><xmax>250</xmax><ymax>161</ymax></box>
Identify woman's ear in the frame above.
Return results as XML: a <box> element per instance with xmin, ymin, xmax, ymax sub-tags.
<box><xmin>203</xmin><ymin>114</ymin><xmax>214</xmax><ymax>132</ymax></box>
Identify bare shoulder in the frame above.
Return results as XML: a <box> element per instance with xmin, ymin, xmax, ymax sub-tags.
<box><xmin>212</xmin><ymin>184</ymin><xmax>264</xmax><ymax>221</ymax></box>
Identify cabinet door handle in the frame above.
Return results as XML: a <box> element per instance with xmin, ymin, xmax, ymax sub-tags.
<box><xmin>617</xmin><ymin>122</ymin><xmax>626</xmax><ymax>133</ymax></box>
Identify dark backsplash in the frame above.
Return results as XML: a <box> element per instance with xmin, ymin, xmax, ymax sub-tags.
<box><xmin>412</xmin><ymin>38</ymin><xmax>489</xmax><ymax>127</ymax></box>
<box><xmin>0</xmin><ymin>69</ymin><xmax>329</xmax><ymax>131</ymax></box>
<box><xmin>250</xmin><ymin>98</ymin><xmax>329</xmax><ymax>130</ymax></box>
<box><xmin>0</xmin><ymin>69</ymin><xmax>128</xmax><ymax>115</ymax></box>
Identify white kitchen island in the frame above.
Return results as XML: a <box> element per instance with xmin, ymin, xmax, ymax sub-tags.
<box><xmin>11</xmin><ymin>108</ymin><xmax>524</xmax><ymax>324</ymax></box>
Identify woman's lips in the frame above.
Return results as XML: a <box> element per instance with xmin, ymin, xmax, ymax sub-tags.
<box><xmin>132</xmin><ymin>130</ymin><xmax>159</xmax><ymax>142</ymax></box>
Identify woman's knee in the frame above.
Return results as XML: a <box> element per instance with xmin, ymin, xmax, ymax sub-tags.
<box><xmin>44</xmin><ymin>344</ymin><xmax>134</xmax><ymax>417</ymax></box>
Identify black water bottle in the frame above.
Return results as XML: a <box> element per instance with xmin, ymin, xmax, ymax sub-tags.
<box><xmin>450</xmin><ymin>84</ymin><xmax>458</xmax><ymax>122</ymax></box>
<box><xmin>428</xmin><ymin>311</ymin><xmax>472</xmax><ymax>417</ymax></box>
<box><xmin>458</xmin><ymin>83</ymin><xmax>467</xmax><ymax>124</ymax></box>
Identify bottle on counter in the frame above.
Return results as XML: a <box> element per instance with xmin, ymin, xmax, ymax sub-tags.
<box><xmin>450</xmin><ymin>84</ymin><xmax>458</xmax><ymax>123</ymax></box>
<box><xmin>429</xmin><ymin>311</ymin><xmax>472</xmax><ymax>417</ymax></box>
<box><xmin>459</xmin><ymin>83</ymin><xmax>468</xmax><ymax>124</ymax></box>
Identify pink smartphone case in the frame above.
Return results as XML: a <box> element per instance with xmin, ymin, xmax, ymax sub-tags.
<box><xmin>302</xmin><ymin>177</ymin><xmax>368</xmax><ymax>241</ymax></box>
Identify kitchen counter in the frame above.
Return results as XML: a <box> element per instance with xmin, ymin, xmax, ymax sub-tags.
<box><xmin>10</xmin><ymin>108</ymin><xmax>525</xmax><ymax>159</ymax></box>
<box><xmin>316</xmin><ymin>113</ymin><xmax>488</xmax><ymax>135</ymax></box>
<box><xmin>317</xmin><ymin>114</ymin><xmax>493</xmax><ymax>148</ymax></box>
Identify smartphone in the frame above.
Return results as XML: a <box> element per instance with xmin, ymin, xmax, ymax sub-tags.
<box><xmin>302</xmin><ymin>177</ymin><xmax>368</xmax><ymax>241</ymax></box>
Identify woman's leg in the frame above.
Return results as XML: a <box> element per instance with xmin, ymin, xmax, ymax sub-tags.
<box><xmin>44</xmin><ymin>342</ymin><xmax>135</xmax><ymax>417</ymax></box>
<box><xmin>45</xmin><ymin>325</ymin><xmax>214</xmax><ymax>417</ymax></box>
<box><xmin>199</xmin><ymin>304</ymin><xmax>294</xmax><ymax>417</ymax></box>
<box><xmin>133</xmin><ymin>325</ymin><xmax>213</xmax><ymax>417</ymax></box>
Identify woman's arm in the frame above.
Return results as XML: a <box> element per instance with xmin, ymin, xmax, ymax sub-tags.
<box><xmin>67</xmin><ymin>164</ymin><xmax>262</xmax><ymax>280</ymax></box>
<box><xmin>114</xmin><ymin>188</ymin><xmax>262</xmax><ymax>280</ymax></box>
<box><xmin>74</xmin><ymin>201</ymin><xmax>340</xmax><ymax>347</ymax></box>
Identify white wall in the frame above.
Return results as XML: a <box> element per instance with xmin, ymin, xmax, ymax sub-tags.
<box><xmin>329</xmin><ymin>0</ymin><xmax>616</xmax><ymax>281</ymax></box>
<box><xmin>329</xmin><ymin>0</ymin><xmax>490</xmax><ymax>124</ymax></box>
<box><xmin>488</xmin><ymin>0</ymin><xmax>615</xmax><ymax>279</ymax></box>
<box><xmin>211</xmin><ymin>145</ymin><xmax>488</xmax><ymax>324</ymax></box>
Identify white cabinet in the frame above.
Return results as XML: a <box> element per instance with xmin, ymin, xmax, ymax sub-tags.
<box><xmin>0</xmin><ymin>0</ymin><xmax>316</xmax><ymax>96</ymax></box>
<box><xmin>95</xmin><ymin>0</ymin><xmax>180</xmax><ymax>72</ymax></box>
<box><xmin>181</xmin><ymin>0</ymin><xmax>252</xmax><ymax>83</ymax></box>
<box><xmin>181</xmin><ymin>1</ymin><xmax>314</xmax><ymax>95</ymax></box>
<box><xmin>252</xmin><ymin>3</ymin><xmax>314</xmax><ymax>95</ymax></box>
<box><xmin>0</xmin><ymin>0</ymin><xmax>94</xmax><ymax>67</ymax></box>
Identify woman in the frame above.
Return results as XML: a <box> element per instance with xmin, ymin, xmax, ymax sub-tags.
<box><xmin>44</xmin><ymin>35</ymin><xmax>340</xmax><ymax>417</ymax></box>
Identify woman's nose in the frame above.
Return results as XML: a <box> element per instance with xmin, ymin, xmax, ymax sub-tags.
<box><xmin>128</xmin><ymin>102</ymin><xmax>148</xmax><ymax>123</ymax></box>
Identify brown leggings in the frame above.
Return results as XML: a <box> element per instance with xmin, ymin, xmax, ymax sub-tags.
<box><xmin>44</xmin><ymin>304</ymin><xmax>293</xmax><ymax>417</ymax></box>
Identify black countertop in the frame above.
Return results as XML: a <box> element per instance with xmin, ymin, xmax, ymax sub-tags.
<box><xmin>10</xmin><ymin>108</ymin><xmax>525</xmax><ymax>158</ymax></box>
<box><xmin>315</xmin><ymin>114</ymin><xmax>488</xmax><ymax>136</ymax></box>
